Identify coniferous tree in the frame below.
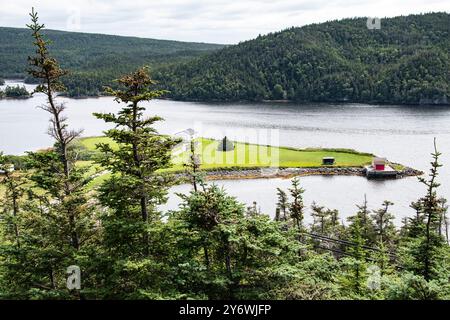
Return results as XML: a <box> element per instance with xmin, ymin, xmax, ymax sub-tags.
<box><xmin>0</xmin><ymin>154</ymin><xmax>26</xmax><ymax>248</ymax></box>
<box><xmin>401</xmin><ymin>140</ymin><xmax>448</xmax><ymax>281</ymax></box>
<box><xmin>276</xmin><ymin>188</ymin><xmax>288</xmax><ymax>221</ymax></box>
<box><xmin>311</xmin><ymin>202</ymin><xmax>328</xmax><ymax>235</ymax></box>
<box><xmin>26</xmin><ymin>8</ymin><xmax>88</xmax><ymax>251</ymax></box>
<box><xmin>172</xmin><ymin>184</ymin><xmax>303</xmax><ymax>299</ymax></box>
<box><xmin>94</xmin><ymin>67</ymin><xmax>176</xmax><ymax>228</ymax></box>
<box><xmin>0</xmin><ymin>10</ymin><xmax>97</xmax><ymax>299</ymax></box>
<box><xmin>348</xmin><ymin>195</ymin><xmax>376</xmax><ymax>245</ymax></box>
<box><xmin>343</xmin><ymin>215</ymin><xmax>368</xmax><ymax>295</ymax></box>
<box><xmin>92</xmin><ymin>67</ymin><xmax>178</xmax><ymax>297</ymax></box>
<box><xmin>288</xmin><ymin>178</ymin><xmax>305</xmax><ymax>231</ymax></box>
<box><xmin>371</xmin><ymin>201</ymin><xmax>396</xmax><ymax>246</ymax></box>
<box><xmin>246</xmin><ymin>201</ymin><xmax>260</xmax><ymax>217</ymax></box>
<box><xmin>369</xmin><ymin>201</ymin><xmax>396</xmax><ymax>274</ymax></box>
<box><xmin>406</xmin><ymin>201</ymin><xmax>426</xmax><ymax>238</ymax></box>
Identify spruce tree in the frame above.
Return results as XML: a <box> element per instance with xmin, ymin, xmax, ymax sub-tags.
<box><xmin>401</xmin><ymin>140</ymin><xmax>448</xmax><ymax>281</ymax></box>
<box><xmin>0</xmin><ymin>154</ymin><xmax>25</xmax><ymax>249</ymax></box>
<box><xmin>27</xmin><ymin>8</ymin><xmax>88</xmax><ymax>251</ymax></box>
<box><xmin>311</xmin><ymin>202</ymin><xmax>327</xmax><ymax>234</ymax></box>
<box><xmin>348</xmin><ymin>195</ymin><xmax>376</xmax><ymax>245</ymax></box>
<box><xmin>276</xmin><ymin>187</ymin><xmax>288</xmax><ymax>221</ymax></box>
<box><xmin>369</xmin><ymin>201</ymin><xmax>396</xmax><ymax>274</ymax></box>
<box><xmin>0</xmin><ymin>9</ymin><xmax>97</xmax><ymax>298</ymax></box>
<box><xmin>173</xmin><ymin>184</ymin><xmax>303</xmax><ymax>299</ymax></box>
<box><xmin>93</xmin><ymin>67</ymin><xmax>178</xmax><ymax>297</ymax></box>
<box><xmin>344</xmin><ymin>215</ymin><xmax>368</xmax><ymax>295</ymax></box>
<box><xmin>371</xmin><ymin>201</ymin><xmax>396</xmax><ymax>246</ymax></box>
<box><xmin>288</xmin><ymin>178</ymin><xmax>305</xmax><ymax>231</ymax></box>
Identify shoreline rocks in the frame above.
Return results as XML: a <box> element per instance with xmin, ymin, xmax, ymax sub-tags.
<box><xmin>174</xmin><ymin>166</ymin><xmax>423</xmax><ymax>182</ymax></box>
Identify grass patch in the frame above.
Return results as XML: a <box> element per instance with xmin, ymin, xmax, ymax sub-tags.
<box><xmin>2</xmin><ymin>137</ymin><xmax>410</xmax><ymax>192</ymax></box>
<box><xmin>79</xmin><ymin>136</ymin><xmax>374</xmax><ymax>172</ymax></box>
<box><xmin>389</xmin><ymin>162</ymin><xmax>406</xmax><ymax>171</ymax></box>
<box><xmin>79</xmin><ymin>136</ymin><xmax>119</xmax><ymax>151</ymax></box>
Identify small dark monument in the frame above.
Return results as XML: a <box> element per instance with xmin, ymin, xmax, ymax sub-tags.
<box><xmin>322</xmin><ymin>157</ymin><xmax>335</xmax><ymax>165</ymax></box>
<box><xmin>218</xmin><ymin>136</ymin><xmax>234</xmax><ymax>152</ymax></box>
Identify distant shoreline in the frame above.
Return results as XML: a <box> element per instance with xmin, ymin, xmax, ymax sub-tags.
<box><xmin>4</xmin><ymin>79</ymin><xmax>449</xmax><ymax>106</ymax></box>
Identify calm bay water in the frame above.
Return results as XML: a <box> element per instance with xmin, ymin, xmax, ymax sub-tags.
<box><xmin>1</xmin><ymin>80</ymin><xmax>450</xmax><ymax>224</ymax></box>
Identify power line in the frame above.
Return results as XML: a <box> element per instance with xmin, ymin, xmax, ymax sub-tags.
<box><xmin>313</xmin><ymin>243</ymin><xmax>404</xmax><ymax>270</ymax></box>
<box><xmin>301</xmin><ymin>231</ymin><xmax>397</xmax><ymax>257</ymax></box>
<box><xmin>299</xmin><ymin>231</ymin><xmax>403</xmax><ymax>267</ymax></box>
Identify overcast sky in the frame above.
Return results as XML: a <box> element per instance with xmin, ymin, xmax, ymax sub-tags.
<box><xmin>0</xmin><ymin>0</ymin><xmax>449</xmax><ymax>44</ymax></box>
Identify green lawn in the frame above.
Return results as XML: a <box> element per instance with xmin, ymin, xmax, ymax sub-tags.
<box><xmin>79</xmin><ymin>136</ymin><xmax>374</xmax><ymax>171</ymax></box>
<box><xmin>79</xmin><ymin>136</ymin><xmax>119</xmax><ymax>151</ymax></box>
<box><xmin>1</xmin><ymin>136</ymin><xmax>375</xmax><ymax>195</ymax></box>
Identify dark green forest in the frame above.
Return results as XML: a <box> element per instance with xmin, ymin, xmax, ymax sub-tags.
<box><xmin>0</xmin><ymin>27</ymin><xmax>223</xmax><ymax>97</ymax></box>
<box><xmin>1</xmin><ymin>13</ymin><xmax>449</xmax><ymax>103</ymax></box>
<box><xmin>156</xmin><ymin>13</ymin><xmax>450</xmax><ymax>105</ymax></box>
<box><xmin>0</xmin><ymin>10</ymin><xmax>449</xmax><ymax>300</ymax></box>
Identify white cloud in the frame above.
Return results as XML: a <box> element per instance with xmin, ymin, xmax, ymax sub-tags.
<box><xmin>0</xmin><ymin>0</ymin><xmax>449</xmax><ymax>44</ymax></box>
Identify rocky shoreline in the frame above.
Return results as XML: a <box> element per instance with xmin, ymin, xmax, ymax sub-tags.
<box><xmin>175</xmin><ymin>166</ymin><xmax>423</xmax><ymax>182</ymax></box>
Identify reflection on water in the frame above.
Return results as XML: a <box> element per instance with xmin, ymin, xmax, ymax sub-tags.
<box><xmin>1</xmin><ymin>80</ymin><xmax>450</xmax><ymax>223</ymax></box>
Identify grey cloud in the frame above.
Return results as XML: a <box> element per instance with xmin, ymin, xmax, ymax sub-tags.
<box><xmin>0</xmin><ymin>0</ymin><xmax>449</xmax><ymax>44</ymax></box>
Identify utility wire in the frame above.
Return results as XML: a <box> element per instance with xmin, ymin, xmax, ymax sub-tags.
<box><xmin>301</xmin><ymin>231</ymin><xmax>397</xmax><ymax>257</ymax></box>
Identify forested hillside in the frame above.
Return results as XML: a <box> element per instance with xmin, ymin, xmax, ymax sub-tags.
<box><xmin>1</xmin><ymin>13</ymin><xmax>448</xmax><ymax>103</ymax></box>
<box><xmin>1</xmin><ymin>10</ymin><xmax>449</xmax><ymax>301</ymax></box>
<box><xmin>156</xmin><ymin>13</ymin><xmax>450</xmax><ymax>105</ymax></box>
<box><xmin>0</xmin><ymin>27</ymin><xmax>223</xmax><ymax>96</ymax></box>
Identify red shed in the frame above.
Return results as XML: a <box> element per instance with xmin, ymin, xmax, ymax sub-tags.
<box><xmin>372</xmin><ymin>157</ymin><xmax>386</xmax><ymax>171</ymax></box>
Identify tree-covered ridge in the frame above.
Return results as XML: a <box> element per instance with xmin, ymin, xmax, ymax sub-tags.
<box><xmin>156</xmin><ymin>13</ymin><xmax>450</xmax><ymax>105</ymax></box>
<box><xmin>0</xmin><ymin>27</ymin><xmax>224</xmax><ymax>96</ymax></box>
